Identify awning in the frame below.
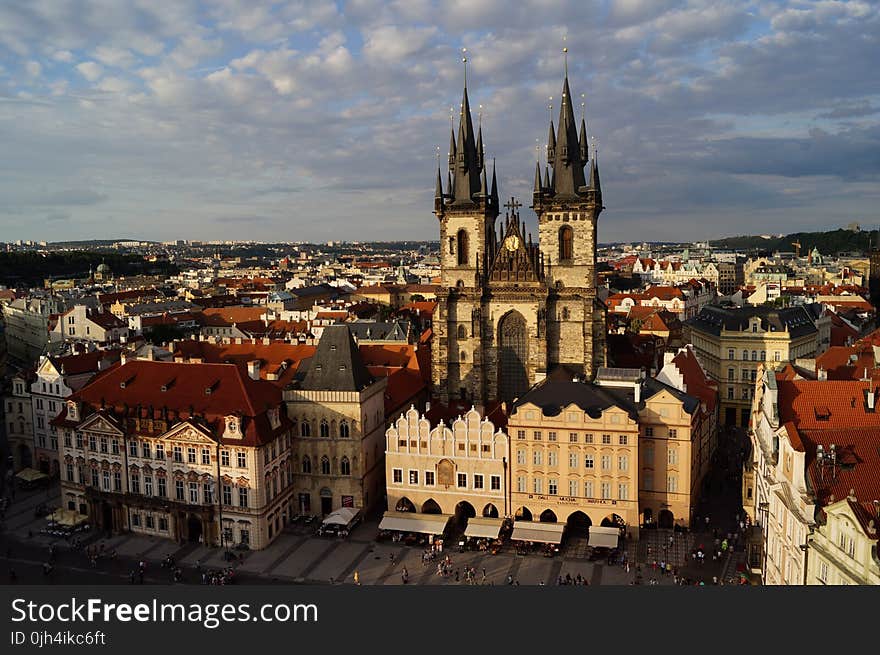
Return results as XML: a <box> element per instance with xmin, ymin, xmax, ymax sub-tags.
<box><xmin>323</xmin><ymin>507</ymin><xmax>361</xmax><ymax>527</ymax></box>
<box><xmin>15</xmin><ymin>468</ymin><xmax>49</xmax><ymax>483</ymax></box>
<box><xmin>49</xmin><ymin>509</ymin><xmax>88</xmax><ymax>527</ymax></box>
<box><xmin>588</xmin><ymin>526</ymin><xmax>620</xmax><ymax>549</ymax></box>
<box><xmin>510</xmin><ymin>521</ymin><xmax>566</xmax><ymax>544</ymax></box>
<box><xmin>464</xmin><ymin>517</ymin><xmax>504</xmax><ymax>539</ymax></box>
<box><xmin>378</xmin><ymin>511</ymin><xmax>452</xmax><ymax>535</ymax></box>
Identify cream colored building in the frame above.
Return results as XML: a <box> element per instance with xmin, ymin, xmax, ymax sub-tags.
<box><xmin>384</xmin><ymin>406</ymin><xmax>508</xmax><ymax>519</ymax></box>
<box><xmin>506</xmin><ymin>369</ymin><xmax>711</xmax><ymax>538</ymax></box>
<box><xmin>685</xmin><ymin>305</ymin><xmax>818</xmax><ymax>427</ymax></box>
<box><xmin>285</xmin><ymin>325</ymin><xmax>388</xmax><ymax>516</ymax></box>
<box><xmin>54</xmin><ymin>359</ymin><xmax>295</xmax><ymax>550</ymax></box>
<box><xmin>806</xmin><ymin>497</ymin><xmax>880</xmax><ymax>586</ymax></box>
<box><xmin>747</xmin><ymin>366</ymin><xmax>880</xmax><ymax>585</ymax></box>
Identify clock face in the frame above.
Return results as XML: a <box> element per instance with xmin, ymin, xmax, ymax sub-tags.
<box><xmin>505</xmin><ymin>235</ymin><xmax>520</xmax><ymax>251</ymax></box>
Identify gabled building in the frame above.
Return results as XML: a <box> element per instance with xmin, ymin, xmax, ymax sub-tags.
<box><xmin>53</xmin><ymin>359</ymin><xmax>294</xmax><ymax>550</ymax></box>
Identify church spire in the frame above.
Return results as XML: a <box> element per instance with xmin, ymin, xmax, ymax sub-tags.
<box><xmin>476</xmin><ymin>124</ymin><xmax>484</xmax><ymax>172</ymax></box>
<box><xmin>451</xmin><ymin>82</ymin><xmax>481</xmax><ymax>204</ymax></box>
<box><xmin>533</xmin><ymin>162</ymin><xmax>542</xmax><ymax>194</ymax></box>
<box><xmin>435</xmin><ymin>167</ymin><xmax>443</xmax><ymax>206</ymax></box>
<box><xmin>550</xmin><ymin>73</ymin><xmax>587</xmax><ymax>198</ymax></box>
<box><xmin>579</xmin><ymin>117</ymin><xmax>589</xmax><ymax>163</ymax></box>
<box><xmin>490</xmin><ymin>159</ymin><xmax>499</xmax><ymax>206</ymax></box>
<box><xmin>547</xmin><ymin>120</ymin><xmax>556</xmax><ymax>163</ymax></box>
<box><xmin>448</xmin><ymin>129</ymin><xmax>456</xmax><ymax>171</ymax></box>
<box><xmin>589</xmin><ymin>141</ymin><xmax>602</xmax><ymax>208</ymax></box>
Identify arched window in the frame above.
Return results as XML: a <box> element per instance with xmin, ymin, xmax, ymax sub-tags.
<box><xmin>321</xmin><ymin>456</ymin><xmax>330</xmax><ymax>475</ymax></box>
<box><xmin>301</xmin><ymin>456</ymin><xmax>311</xmax><ymax>474</ymax></box>
<box><xmin>340</xmin><ymin>457</ymin><xmax>351</xmax><ymax>476</ymax></box>
<box><xmin>300</xmin><ymin>421</ymin><xmax>311</xmax><ymax>437</ymax></box>
<box><xmin>460</xmin><ymin>351</ymin><xmax>467</xmax><ymax>361</ymax></box>
<box><xmin>561</xmin><ymin>307</ymin><xmax>570</xmax><ymax>320</ymax></box>
<box><xmin>339</xmin><ymin>420</ymin><xmax>350</xmax><ymax>438</ymax></box>
<box><xmin>742</xmin><ymin>349</ymin><xmax>749</xmax><ymax>361</ymax></box>
<box><xmin>457</xmin><ymin>324</ymin><xmax>467</xmax><ymax>339</ymax></box>
<box><xmin>319</xmin><ymin>420</ymin><xmax>329</xmax><ymax>438</ymax></box>
<box><xmin>457</xmin><ymin>229</ymin><xmax>469</xmax><ymax>266</ymax></box>
<box><xmin>559</xmin><ymin>225</ymin><xmax>573</xmax><ymax>261</ymax></box>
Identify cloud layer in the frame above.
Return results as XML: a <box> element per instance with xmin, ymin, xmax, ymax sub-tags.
<box><xmin>1</xmin><ymin>0</ymin><xmax>879</xmax><ymax>243</ymax></box>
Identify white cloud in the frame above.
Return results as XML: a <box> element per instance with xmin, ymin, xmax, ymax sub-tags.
<box><xmin>75</xmin><ymin>61</ymin><xmax>104</xmax><ymax>81</ymax></box>
<box><xmin>52</xmin><ymin>50</ymin><xmax>74</xmax><ymax>63</ymax></box>
<box><xmin>93</xmin><ymin>46</ymin><xmax>137</xmax><ymax>69</ymax></box>
<box><xmin>25</xmin><ymin>60</ymin><xmax>41</xmax><ymax>77</ymax></box>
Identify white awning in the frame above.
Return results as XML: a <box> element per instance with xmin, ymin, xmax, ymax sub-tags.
<box><xmin>588</xmin><ymin>526</ymin><xmax>620</xmax><ymax>549</ymax></box>
<box><xmin>322</xmin><ymin>507</ymin><xmax>361</xmax><ymax>527</ymax></box>
<box><xmin>510</xmin><ymin>521</ymin><xmax>566</xmax><ymax>544</ymax></box>
<box><xmin>464</xmin><ymin>517</ymin><xmax>504</xmax><ymax>539</ymax></box>
<box><xmin>378</xmin><ymin>511</ymin><xmax>452</xmax><ymax>535</ymax></box>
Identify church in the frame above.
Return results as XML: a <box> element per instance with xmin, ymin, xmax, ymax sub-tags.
<box><xmin>431</xmin><ymin>67</ymin><xmax>607</xmax><ymax>405</ymax></box>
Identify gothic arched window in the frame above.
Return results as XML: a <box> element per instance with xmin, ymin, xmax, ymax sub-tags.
<box><xmin>340</xmin><ymin>457</ymin><xmax>351</xmax><ymax>476</ymax></box>
<box><xmin>457</xmin><ymin>229</ymin><xmax>469</xmax><ymax>266</ymax></box>
<box><xmin>321</xmin><ymin>456</ymin><xmax>330</xmax><ymax>475</ymax></box>
<box><xmin>302</xmin><ymin>456</ymin><xmax>311</xmax><ymax>474</ymax></box>
<box><xmin>559</xmin><ymin>226</ymin><xmax>574</xmax><ymax>261</ymax></box>
<box><xmin>319</xmin><ymin>419</ymin><xmax>329</xmax><ymax>438</ymax></box>
<box><xmin>339</xmin><ymin>420</ymin><xmax>350</xmax><ymax>438</ymax></box>
<box><xmin>562</xmin><ymin>307</ymin><xmax>570</xmax><ymax>320</ymax></box>
<box><xmin>300</xmin><ymin>421</ymin><xmax>311</xmax><ymax>437</ymax></box>
<box><xmin>457</xmin><ymin>324</ymin><xmax>467</xmax><ymax>339</ymax></box>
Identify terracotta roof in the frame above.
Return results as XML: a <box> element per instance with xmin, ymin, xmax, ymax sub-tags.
<box><xmin>645</xmin><ymin>286</ymin><xmax>684</xmax><ymax>300</ymax></box>
<box><xmin>671</xmin><ymin>347</ymin><xmax>717</xmax><ymax>412</ymax></box>
<box><xmin>798</xmin><ymin>426</ymin><xmax>880</xmax><ymax>536</ymax></box>
<box><xmin>777</xmin><ymin>378</ymin><xmax>880</xmax><ymax>431</ymax></box>
<box><xmin>815</xmin><ymin>345</ymin><xmax>876</xmax><ymax>381</ymax></box>
<box><xmin>173</xmin><ymin>340</ymin><xmax>315</xmax><ymax>387</ymax></box>
<box><xmin>60</xmin><ymin>360</ymin><xmax>289</xmax><ymax>446</ymax></box>
<box><xmin>50</xmin><ymin>349</ymin><xmax>122</xmax><ymax>377</ymax></box>
<box><xmin>199</xmin><ymin>306</ymin><xmax>265</xmax><ymax>327</ymax></box>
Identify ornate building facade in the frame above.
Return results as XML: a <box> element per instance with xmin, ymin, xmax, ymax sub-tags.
<box><xmin>432</xmin><ymin>72</ymin><xmax>606</xmax><ymax>406</ymax></box>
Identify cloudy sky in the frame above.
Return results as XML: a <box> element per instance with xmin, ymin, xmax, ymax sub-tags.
<box><xmin>1</xmin><ymin>0</ymin><xmax>879</xmax><ymax>244</ymax></box>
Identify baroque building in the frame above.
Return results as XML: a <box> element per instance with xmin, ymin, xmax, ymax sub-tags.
<box><xmin>432</xmin><ymin>70</ymin><xmax>606</xmax><ymax>406</ymax></box>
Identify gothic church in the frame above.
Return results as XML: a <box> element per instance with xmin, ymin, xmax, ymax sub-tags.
<box><xmin>432</xmin><ymin>69</ymin><xmax>607</xmax><ymax>405</ymax></box>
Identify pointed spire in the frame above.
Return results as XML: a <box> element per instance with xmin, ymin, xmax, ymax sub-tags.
<box><xmin>490</xmin><ymin>159</ymin><xmax>498</xmax><ymax>206</ymax></box>
<box><xmin>435</xmin><ymin>167</ymin><xmax>443</xmax><ymax>199</ymax></box>
<box><xmin>551</xmin><ymin>75</ymin><xmax>587</xmax><ymax>197</ymax></box>
<box><xmin>547</xmin><ymin>120</ymin><xmax>556</xmax><ymax>163</ymax></box>
<box><xmin>579</xmin><ymin>117</ymin><xmax>589</xmax><ymax>163</ymax></box>
<box><xmin>448</xmin><ymin>129</ymin><xmax>456</xmax><ymax>171</ymax></box>
<box><xmin>447</xmin><ymin>171</ymin><xmax>453</xmax><ymax>197</ymax></box>
<box><xmin>589</xmin><ymin>151</ymin><xmax>602</xmax><ymax>208</ymax></box>
<box><xmin>476</xmin><ymin>125</ymin><xmax>484</xmax><ymax>172</ymax></box>
<box><xmin>478</xmin><ymin>165</ymin><xmax>488</xmax><ymax>198</ymax></box>
<box><xmin>544</xmin><ymin>166</ymin><xmax>551</xmax><ymax>190</ymax></box>
<box><xmin>533</xmin><ymin>162</ymin><xmax>542</xmax><ymax>194</ymax></box>
<box><xmin>452</xmin><ymin>84</ymin><xmax>481</xmax><ymax>204</ymax></box>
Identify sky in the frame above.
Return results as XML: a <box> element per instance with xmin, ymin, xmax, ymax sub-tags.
<box><xmin>1</xmin><ymin>0</ymin><xmax>879</xmax><ymax>244</ymax></box>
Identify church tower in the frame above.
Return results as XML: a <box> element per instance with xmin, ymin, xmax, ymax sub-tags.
<box><xmin>432</xmin><ymin>75</ymin><xmax>500</xmax><ymax>404</ymax></box>
<box><xmin>533</xmin><ymin>69</ymin><xmax>606</xmax><ymax>378</ymax></box>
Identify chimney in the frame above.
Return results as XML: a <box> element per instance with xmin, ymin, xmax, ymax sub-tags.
<box><xmin>634</xmin><ymin>381</ymin><xmax>641</xmax><ymax>403</ymax></box>
<box><xmin>817</xmin><ymin>367</ymin><xmax>827</xmax><ymax>381</ymax></box>
<box><xmin>869</xmin><ymin>389</ymin><xmax>876</xmax><ymax>411</ymax></box>
<box><xmin>120</xmin><ymin>351</ymin><xmax>128</xmax><ymax>366</ymax></box>
<box><xmin>247</xmin><ymin>360</ymin><xmax>261</xmax><ymax>380</ymax></box>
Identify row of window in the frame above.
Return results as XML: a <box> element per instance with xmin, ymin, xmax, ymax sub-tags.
<box><xmin>512</xmin><ymin>475</ymin><xmax>678</xmax><ymax>496</ymax></box>
<box><xmin>64</xmin><ymin>434</ymin><xmax>251</xmax><ymax>469</ymax></box>
<box><xmin>727</xmin><ymin>386</ymin><xmax>756</xmax><ymax>401</ymax></box>
<box><xmin>64</xmin><ymin>464</ymin><xmax>251</xmax><ymax>507</ymax></box>
<box><xmin>300</xmin><ymin>455</ymin><xmax>351</xmax><ymax>476</ymax></box>
<box><xmin>727</xmin><ymin>348</ymin><xmax>781</xmax><ymax>362</ymax></box>
<box><xmin>294</xmin><ymin>419</ymin><xmax>351</xmax><ymax>438</ymax></box>
<box><xmin>515</xmin><ymin>431</ymin><xmax>630</xmax><ymax>445</ymax></box>
<box><xmin>391</xmin><ymin>469</ymin><xmax>501</xmax><ymax>490</ymax></box>
<box><xmin>728</xmin><ymin>368</ymin><xmax>758</xmax><ymax>382</ymax></box>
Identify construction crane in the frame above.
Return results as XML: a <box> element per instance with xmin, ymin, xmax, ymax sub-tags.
<box><xmin>791</xmin><ymin>240</ymin><xmax>802</xmax><ymax>257</ymax></box>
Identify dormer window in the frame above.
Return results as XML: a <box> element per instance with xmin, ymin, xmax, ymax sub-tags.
<box><xmin>225</xmin><ymin>415</ymin><xmax>242</xmax><ymax>439</ymax></box>
<box><xmin>66</xmin><ymin>400</ymin><xmax>78</xmax><ymax>422</ymax></box>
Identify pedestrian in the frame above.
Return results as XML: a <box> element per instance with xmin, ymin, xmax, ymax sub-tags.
<box><xmin>354</xmin><ymin>570</ymin><xmax>360</xmax><ymax>586</ymax></box>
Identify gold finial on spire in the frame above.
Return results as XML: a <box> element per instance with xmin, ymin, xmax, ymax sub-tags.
<box><xmin>591</xmin><ymin>135</ymin><xmax>598</xmax><ymax>158</ymax></box>
<box><xmin>449</xmin><ymin>105</ymin><xmax>454</xmax><ymax>128</ymax></box>
<box><xmin>548</xmin><ymin>96</ymin><xmax>553</xmax><ymax>119</ymax></box>
<box><xmin>435</xmin><ymin>145</ymin><xmax>441</xmax><ymax>165</ymax></box>
<box><xmin>581</xmin><ymin>93</ymin><xmax>586</xmax><ymax>122</ymax></box>
<box><xmin>461</xmin><ymin>47</ymin><xmax>468</xmax><ymax>87</ymax></box>
<box><xmin>563</xmin><ymin>34</ymin><xmax>568</xmax><ymax>78</ymax></box>
<box><xmin>478</xmin><ymin>103</ymin><xmax>483</xmax><ymax>127</ymax></box>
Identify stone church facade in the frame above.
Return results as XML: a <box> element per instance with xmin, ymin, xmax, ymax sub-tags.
<box><xmin>432</xmin><ymin>73</ymin><xmax>606</xmax><ymax>405</ymax></box>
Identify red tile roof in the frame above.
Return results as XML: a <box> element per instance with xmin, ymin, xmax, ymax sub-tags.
<box><xmin>777</xmin><ymin>378</ymin><xmax>880</xmax><ymax>430</ymax></box>
<box><xmin>59</xmin><ymin>360</ymin><xmax>289</xmax><ymax>446</ymax></box>
<box><xmin>671</xmin><ymin>347</ymin><xmax>717</xmax><ymax>412</ymax></box>
<box><xmin>199</xmin><ymin>306</ymin><xmax>265</xmax><ymax>326</ymax></box>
